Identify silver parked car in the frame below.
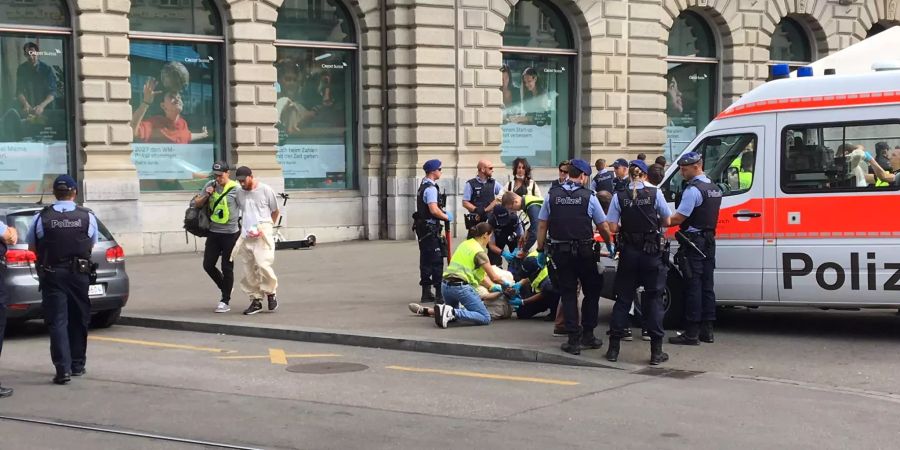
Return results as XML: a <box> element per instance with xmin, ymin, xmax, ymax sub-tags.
<box><xmin>2</xmin><ymin>204</ymin><xmax>129</xmax><ymax>328</ymax></box>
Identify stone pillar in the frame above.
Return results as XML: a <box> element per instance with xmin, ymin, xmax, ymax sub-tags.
<box><xmin>227</xmin><ymin>0</ymin><xmax>283</xmax><ymax>193</ymax></box>
<box><xmin>76</xmin><ymin>0</ymin><xmax>143</xmax><ymax>254</ymax></box>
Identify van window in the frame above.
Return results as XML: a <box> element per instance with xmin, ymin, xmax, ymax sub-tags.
<box><xmin>781</xmin><ymin>121</ymin><xmax>900</xmax><ymax>194</ymax></box>
<box><xmin>661</xmin><ymin>133</ymin><xmax>758</xmax><ymax>203</ymax></box>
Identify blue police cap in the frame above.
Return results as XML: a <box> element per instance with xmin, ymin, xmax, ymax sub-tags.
<box><xmin>490</xmin><ymin>205</ymin><xmax>513</xmax><ymax>227</ymax></box>
<box><xmin>568</xmin><ymin>159</ymin><xmax>592</xmax><ymax>177</ymax></box>
<box><xmin>422</xmin><ymin>159</ymin><xmax>442</xmax><ymax>173</ymax></box>
<box><xmin>521</xmin><ymin>255</ymin><xmax>542</xmax><ymax>279</ymax></box>
<box><xmin>53</xmin><ymin>174</ymin><xmax>77</xmax><ymax>191</ymax></box>
<box><xmin>612</xmin><ymin>158</ymin><xmax>629</xmax><ymax>168</ymax></box>
<box><xmin>677</xmin><ymin>152</ymin><xmax>703</xmax><ymax>166</ymax></box>
<box><xmin>629</xmin><ymin>159</ymin><xmax>649</xmax><ymax>174</ymax></box>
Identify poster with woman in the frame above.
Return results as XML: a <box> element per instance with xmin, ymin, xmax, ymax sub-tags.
<box><xmin>129</xmin><ymin>40</ymin><xmax>221</xmax><ymax>191</ymax></box>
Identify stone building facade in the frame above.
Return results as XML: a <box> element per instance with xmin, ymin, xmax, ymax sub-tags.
<box><xmin>0</xmin><ymin>0</ymin><xmax>896</xmax><ymax>254</ymax></box>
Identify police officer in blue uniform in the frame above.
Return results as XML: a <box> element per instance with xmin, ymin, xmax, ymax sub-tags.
<box><xmin>414</xmin><ymin>159</ymin><xmax>452</xmax><ymax>303</ymax></box>
<box><xmin>668</xmin><ymin>152</ymin><xmax>722</xmax><ymax>345</ymax></box>
<box><xmin>536</xmin><ymin>159</ymin><xmax>613</xmax><ymax>355</ymax></box>
<box><xmin>0</xmin><ymin>221</ymin><xmax>18</xmax><ymax>397</ymax></box>
<box><xmin>462</xmin><ymin>160</ymin><xmax>502</xmax><ymax>228</ymax></box>
<box><xmin>592</xmin><ymin>158</ymin><xmax>615</xmax><ymax>193</ymax></box>
<box><xmin>486</xmin><ymin>205</ymin><xmax>523</xmax><ymax>269</ymax></box>
<box><xmin>611</xmin><ymin>158</ymin><xmax>630</xmax><ymax>193</ymax></box>
<box><xmin>27</xmin><ymin>175</ymin><xmax>99</xmax><ymax>384</ymax></box>
<box><xmin>605</xmin><ymin>160</ymin><xmax>672</xmax><ymax>364</ymax></box>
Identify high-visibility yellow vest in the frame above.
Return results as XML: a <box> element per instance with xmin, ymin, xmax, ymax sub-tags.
<box><xmin>739</xmin><ymin>170</ymin><xmax>752</xmax><ymax>190</ymax></box>
<box><xmin>209</xmin><ymin>180</ymin><xmax>237</xmax><ymax>224</ymax></box>
<box><xmin>443</xmin><ymin>239</ymin><xmax>486</xmax><ymax>287</ymax></box>
<box><xmin>524</xmin><ymin>195</ymin><xmax>543</xmax><ymax>209</ymax></box>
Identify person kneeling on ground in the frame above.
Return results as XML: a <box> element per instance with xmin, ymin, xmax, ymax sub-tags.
<box><xmin>514</xmin><ymin>253</ymin><xmax>560</xmax><ymax>320</ymax></box>
<box><xmin>433</xmin><ymin>222</ymin><xmax>512</xmax><ymax>328</ymax></box>
<box><xmin>409</xmin><ymin>266</ymin><xmax>518</xmax><ymax>320</ymax></box>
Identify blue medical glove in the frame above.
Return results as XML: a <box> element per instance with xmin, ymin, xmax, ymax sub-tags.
<box><xmin>512</xmin><ymin>281</ymin><xmax>524</xmax><ymax>293</ymax></box>
<box><xmin>501</xmin><ymin>280</ymin><xmax>513</xmax><ymax>290</ymax></box>
<box><xmin>501</xmin><ymin>249</ymin><xmax>516</xmax><ymax>262</ymax></box>
<box><xmin>509</xmin><ymin>296</ymin><xmax>523</xmax><ymax>310</ymax></box>
<box><xmin>536</xmin><ymin>251</ymin><xmax>547</xmax><ymax>268</ymax></box>
<box><xmin>606</xmin><ymin>243</ymin><xmax>615</xmax><ymax>255</ymax></box>
<box><xmin>490</xmin><ymin>284</ymin><xmax>503</xmax><ymax>293</ymax></box>
<box><xmin>445</xmin><ymin>211</ymin><xmax>454</xmax><ymax>222</ymax></box>
<box><xmin>863</xmin><ymin>151</ymin><xmax>874</xmax><ymax>162</ymax></box>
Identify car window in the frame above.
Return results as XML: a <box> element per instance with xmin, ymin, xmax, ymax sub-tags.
<box><xmin>6</xmin><ymin>211</ymin><xmax>114</xmax><ymax>244</ymax></box>
<box><xmin>780</xmin><ymin>120</ymin><xmax>900</xmax><ymax>194</ymax></box>
<box><xmin>661</xmin><ymin>133</ymin><xmax>758</xmax><ymax>202</ymax></box>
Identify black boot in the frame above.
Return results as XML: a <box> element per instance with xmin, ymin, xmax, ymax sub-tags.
<box><xmin>581</xmin><ymin>329</ymin><xmax>603</xmax><ymax>349</ymax></box>
<box><xmin>669</xmin><ymin>322</ymin><xmax>700</xmax><ymax>346</ymax></box>
<box><xmin>650</xmin><ymin>339</ymin><xmax>669</xmax><ymax>365</ymax></box>
<box><xmin>433</xmin><ymin>284</ymin><xmax>443</xmax><ymax>304</ymax></box>
<box><xmin>699</xmin><ymin>321</ymin><xmax>715</xmax><ymax>343</ymax></box>
<box><xmin>420</xmin><ymin>285</ymin><xmax>435</xmax><ymax>303</ymax></box>
<box><xmin>605</xmin><ymin>338</ymin><xmax>620</xmax><ymax>362</ymax></box>
<box><xmin>561</xmin><ymin>332</ymin><xmax>582</xmax><ymax>355</ymax></box>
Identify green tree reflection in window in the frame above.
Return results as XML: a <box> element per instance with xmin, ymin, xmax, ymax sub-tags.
<box><xmin>502</xmin><ymin>0</ymin><xmax>572</xmax><ymax>49</ymax></box>
<box><xmin>276</xmin><ymin>0</ymin><xmax>355</xmax><ymax>43</ymax></box>
<box><xmin>770</xmin><ymin>18</ymin><xmax>811</xmax><ymax>63</ymax></box>
<box><xmin>668</xmin><ymin>11</ymin><xmax>715</xmax><ymax>58</ymax></box>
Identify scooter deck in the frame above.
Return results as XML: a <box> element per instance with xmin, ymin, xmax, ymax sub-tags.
<box><xmin>275</xmin><ymin>239</ymin><xmax>314</xmax><ymax>250</ymax></box>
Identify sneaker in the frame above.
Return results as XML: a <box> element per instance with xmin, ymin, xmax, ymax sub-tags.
<box><xmin>243</xmin><ymin>299</ymin><xmax>263</xmax><ymax>315</ymax></box>
<box><xmin>552</xmin><ymin>328</ymin><xmax>567</xmax><ymax>337</ymax></box>
<box><xmin>641</xmin><ymin>329</ymin><xmax>651</xmax><ymax>341</ymax></box>
<box><xmin>408</xmin><ymin>303</ymin><xmax>427</xmax><ymax>316</ymax></box>
<box><xmin>215</xmin><ymin>302</ymin><xmax>230</xmax><ymax>313</ymax></box>
<box><xmin>434</xmin><ymin>304</ymin><xmax>454</xmax><ymax>329</ymax></box>
<box><xmin>267</xmin><ymin>294</ymin><xmax>278</xmax><ymax>312</ymax></box>
<box><xmin>623</xmin><ymin>328</ymin><xmax>634</xmax><ymax>342</ymax></box>
<box><xmin>0</xmin><ymin>385</ymin><xmax>12</xmax><ymax>397</ymax></box>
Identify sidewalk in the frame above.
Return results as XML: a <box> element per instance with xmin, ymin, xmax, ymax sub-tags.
<box><xmin>122</xmin><ymin>240</ymin><xmax>625</xmax><ymax>368</ymax></box>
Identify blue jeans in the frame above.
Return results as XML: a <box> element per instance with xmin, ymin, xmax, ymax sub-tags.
<box><xmin>442</xmin><ymin>282</ymin><xmax>491</xmax><ymax>325</ymax></box>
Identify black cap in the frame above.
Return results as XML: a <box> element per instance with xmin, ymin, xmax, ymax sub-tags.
<box><xmin>212</xmin><ymin>161</ymin><xmax>229</xmax><ymax>174</ymax></box>
<box><xmin>235</xmin><ymin>166</ymin><xmax>252</xmax><ymax>180</ymax></box>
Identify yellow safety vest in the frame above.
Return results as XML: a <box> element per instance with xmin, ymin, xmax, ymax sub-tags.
<box><xmin>209</xmin><ymin>180</ymin><xmax>237</xmax><ymax>224</ymax></box>
<box><xmin>739</xmin><ymin>170</ymin><xmax>752</xmax><ymax>190</ymax></box>
<box><xmin>443</xmin><ymin>239</ymin><xmax>487</xmax><ymax>287</ymax></box>
<box><xmin>524</xmin><ymin>194</ymin><xmax>543</xmax><ymax>209</ymax></box>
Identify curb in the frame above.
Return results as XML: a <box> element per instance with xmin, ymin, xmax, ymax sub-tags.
<box><xmin>119</xmin><ymin>314</ymin><xmax>621</xmax><ymax>370</ymax></box>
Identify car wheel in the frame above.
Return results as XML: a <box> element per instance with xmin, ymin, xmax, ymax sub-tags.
<box><xmin>662</xmin><ymin>267</ymin><xmax>685</xmax><ymax>330</ymax></box>
<box><xmin>90</xmin><ymin>307</ymin><xmax>121</xmax><ymax>329</ymax></box>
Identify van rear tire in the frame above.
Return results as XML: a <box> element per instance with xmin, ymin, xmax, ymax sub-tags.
<box><xmin>663</xmin><ymin>268</ymin><xmax>685</xmax><ymax>330</ymax></box>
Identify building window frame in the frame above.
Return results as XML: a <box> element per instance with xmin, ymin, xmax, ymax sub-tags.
<box><xmin>768</xmin><ymin>17</ymin><xmax>814</xmax><ymax>73</ymax></box>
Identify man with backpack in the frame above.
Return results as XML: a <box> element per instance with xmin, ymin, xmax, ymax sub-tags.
<box><xmin>191</xmin><ymin>161</ymin><xmax>240</xmax><ymax>313</ymax></box>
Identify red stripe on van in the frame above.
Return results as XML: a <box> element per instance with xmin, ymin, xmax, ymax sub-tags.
<box><xmin>716</xmin><ymin>90</ymin><xmax>900</xmax><ymax>120</ymax></box>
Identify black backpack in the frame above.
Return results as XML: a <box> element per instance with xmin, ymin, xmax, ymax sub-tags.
<box><xmin>184</xmin><ymin>185</ymin><xmax>234</xmax><ymax>238</ymax></box>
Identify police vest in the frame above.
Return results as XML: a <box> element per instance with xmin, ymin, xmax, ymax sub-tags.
<box><xmin>612</xmin><ymin>177</ymin><xmax>628</xmax><ymax>192</ymax></box>
<box><xmin>490</xmin><ymin>213</ymin><xmax>520</xmax><ymax>247</ymax></box>
<box><xmin>617</xmin><ymin>187</ymin><xmax>660</xmax><ymax>234</ymax></box>
<box><xmin>547</xmin><ymin>184</ymin><xmax>594</xmax><ymax>241</ymax></box>
<box><xmin>466</xmin><ymin>178</ymin><xmax>497</xmax><ymax>209</ymax></box>
<box><xmin>443</xmin><ymin>238</ymin><xmax>486</xmax><ymax>287</ymax></box>
<box><xmin>37</xmin><ymin>206</ymin><xmax>93</xmax><ymax>266</ymax></box>
<box><xmin>677</xmin><ymin>179</ymin><xmax>722</xmax><ymax>232</ymax></box>
<box><xmin>209</xmin><ymin>180</ymin><xmax>238</xmax><ymax>225</ymax></box>
<box><xmin>593</xmin><ymin>171</ymin><xmax>614</xmax><ymax>193</ymax></box>
<box><xmin>416</xmin><ymin>180</ymin><xmax>440</xmax><ymax>222</ymax></box>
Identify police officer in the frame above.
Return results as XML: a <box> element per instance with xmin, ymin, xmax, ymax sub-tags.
<box><xmin>668</xmin><ymin>152</ymin><xmax>722</xmax><ymax>345</ymax></box>
<box><xmin>462</xmin><ymin>159</ymin><xmax>501</xmax><ymax>228</ymax></box>
<box><xmin>611</xmin><ymin>158</ymin><xmax>630</xmax><ymax>192</ymax></box>
<box><xmin>27</xmin><ymin>175</ymin><xmax>98</xmax><ymax>384</ymax></box>
<box><xmin>605</xmin><ymin>160</ymin><xmax>672</xmax><ymax>365</ymax></box>
<box><xmin>486</xmin><ymin>205</ymin><xmax>523</xmax><ymax>268</ymax></box>
<box><xmin>0</xmin><ymin>221</ymin><xmax>18</xmax><ymax>397</ymax></box>
<box><xmin>414</xmin><ymin>159</ymin><xmax>452</xmax><ymax>303</ymax></box>
<box><xmin>591</xmin><ymin>158</ymin><xmax>614</xmax><ymax>193</ymax></box>
<box><xmin>535</xmin><ymin>159</ymin><xmax>613</xmax><ymax>355</ymax></box>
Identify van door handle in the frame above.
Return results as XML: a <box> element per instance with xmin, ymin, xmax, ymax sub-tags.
<box><xmin>733</xmin><ymin>211</ymin><xmax>761</xmax><ymax>218</ymax></box>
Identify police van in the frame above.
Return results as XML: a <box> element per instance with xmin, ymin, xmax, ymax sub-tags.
<box><xmin>656</xmin><ymin>66</ymin><xmax>900</xmax><ymax>326</ymax></box>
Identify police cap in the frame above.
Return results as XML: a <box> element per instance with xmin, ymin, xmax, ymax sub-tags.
<box><xmin>568</xmin><ymin>159</ymin><xmax>592</xmax><ymax>177</ymax></box>
<box><xmin>677</xmin><ymin>152</ymin><xmax>703</xmax><ymax>166</ymax></box>
<box><xmin>611</xmin><ymin>158</ymin><xmax>629</xmax><ymax>168</ymax></box>
<box><xmin>422</xmin><ymin>159</ymin><xmax>442</xmax><ymax>173</ymax></box>
<box><xmin>629</xmin><ymin>159</ymin><xmax>649</xmax><ymax>174</ymax></box>
<box><xmin>53</xmin><ymin>174</ymin><xmax>77</xmax><ymax>191</ymax></box>
<box><xmin>489</xmin><ymin>206</ymin><xmax>513</xmax><ymax>227</ymax></box>
<box><xmin>521</xmin><ymin>255</ymin><xmax>542</xmax><ymax>279</ymax></box>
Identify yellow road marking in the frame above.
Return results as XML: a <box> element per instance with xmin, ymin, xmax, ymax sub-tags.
<box><xmin>88</xmin><ymin>336</ymin><xmax>236</xmax><ymax>354</ymax></box>
<box><xmin>269</xmin><ymin>348</ymin><xmax>288</xmax><ymax>365</ymax></box>
<box><xmin>217</xmin><ymin>354</ymin><xmax>341</xmax><ymax>360</ymax></box>
<box><xmin>386</xmin><ymin>365</ymin><xmax>580</xmax><ymax>386</ymax></box>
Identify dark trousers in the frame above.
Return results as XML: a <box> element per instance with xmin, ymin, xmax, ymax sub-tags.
<box><xmin>549</xmin><ymin>244</ymin><xmax>603</xmax><ymax>335</ymax></box>
<box><xmin>41</xmin><ymin>269</ymin><xmax>91</xmax><ymax>374</ymax></box>
<box><xmin>203</xmin><ymin>231</ymin><xmax>240</xmax><ymax>303</ymax></box>
<box><xmin>0</xmin><ymin>269</ymin><xmax>8</xmax><ymax>358</ymax></box>
<box><xmin>417</xmin><ymin>228</ymin><xmax>444</xmax><ymax>287</ymax></box>
<box><xmin>684</xmin><ymin>251</ymin><xmax>717</xmax><ymax>323</ymax></box>
<box><xmin>516</xmin><ymin>288</ymin><xmax>558</xmax><ymax>320</ymax></box>
<box><xmin>610</xmin><ymin>245</ymin><xmax>667</xmax><ymax>339</ymax></box>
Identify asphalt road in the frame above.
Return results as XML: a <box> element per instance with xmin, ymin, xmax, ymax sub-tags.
<box><xmin>1</xmin><ymin>325</ymin><xmax>899</xmax><ymax>450</ymax></box>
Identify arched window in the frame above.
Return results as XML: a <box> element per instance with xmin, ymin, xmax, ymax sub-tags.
<box><xmin>500</xmin><ymin>0</ymin><xmax>575</xmax><ymax>167</ymax></box>
<box><xmin>665</xmin><ymin>11</ymin><xmax>718</xmax><ymax>160</ymax></box>
<box><xmin>770</xmin><ymin>18</ymin><xmax>812</xmax><ymax>73</ymax></box>
<box><xmin>275</xmin><ymin>0</ymin><xmax>357</xmax><ymax>190</ymax></box>
<box><xmin>0</xmin><ymin>0</ymin><xmax>72</xmax><ymax>195</ymax></box>
<box><xmin>129</xmin><ymin>0</ymin><xmax>224</xmax><ymax>192</ymax></box>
